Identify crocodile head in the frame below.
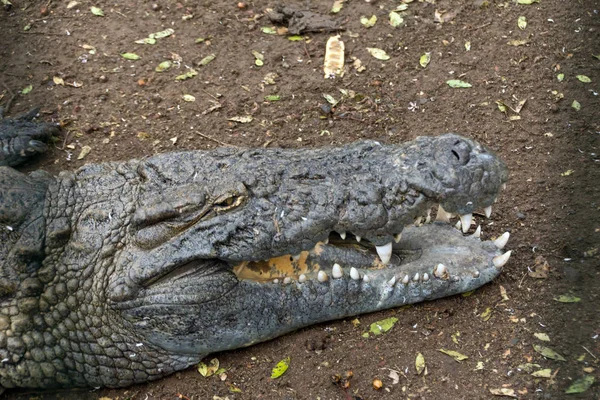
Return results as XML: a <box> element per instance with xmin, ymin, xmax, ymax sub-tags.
<box><xmin>0</xmin><ymin>133</ymin><xmax>509</xmax><ymax>389</ymax></box>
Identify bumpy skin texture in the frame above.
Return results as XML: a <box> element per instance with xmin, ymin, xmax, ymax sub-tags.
<box><xmin>0</xmin><ymin>122</ymin><xmax>508</xmax><ymax>390</ymax></box>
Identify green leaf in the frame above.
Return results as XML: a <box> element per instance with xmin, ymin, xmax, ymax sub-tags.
<box><xmin>155</xmin><ymin>61</ymin><xmax>172</xmax><ymax>72</ymax></box>
<box><xmin>264</xmin><ymin>95</ymin><xmax>281</xmax><ymax>101</ymax></box>
<box><xmin>135</xmin><ymin>38</ymin><xmax>157</xmax><ymax>45</ymax></box>
<box><xmin>287</xmin><ymin>35</ymin><xmax>304</xmax><ymax>41</ymax></box>
<box><xmin>21</xmin><ymin>84</ymin><xmax>33</xmax><ymax>95</ymax></box>
<box><xmin>395</xmin><ymin>4</ymin><xmax>409</xmax><ymax>11</ymax></box>
<box><xmin>366</xmin><ymin>47</ymin><xmax>390</xmax><ymax>60</ymax></box>
<box><xmin>389</xmin><ymin>11</ymin><xmax>404</xmax><ymax>27</ymax></box>
<box><xmin>331</xmin><ymin>0</ymin><xmax>344</xmax><ymax>13</ymax></box>
<box><xmin>90</xmin><ymin>6</ymin><xmax>104</xmax><ymax>16</ymax></box>
<box><xmin>121</xmin><ymin>53</ymin><xmax>140</xmax><ymax>60</ymax></box>
<box><xmin>261</xmin><ymin>26</ymin><xmax>277</xmax><ymax>34</ymax></box>
<box><xmin>360</xmin><ymin>15</ymin><xmax>377</xmax><ymax>28</ymax></box>
<box><xmin>271</xmin><ymin>357</ymin><xmax>290</xmax><ymax>379</ymax></box>
<box><xmin>557</xmin><ymin>73</ymin><xmax>564</xmax><ymax>82</ymax></box>
<box><xmin>565</xmin><ymin>376</ymin><xmax>595</xmax><ymax>394</ymax></box>
<box><xmin>197</xmin><ymin>358</ymin><xmax>220</xmax><ymax>377</ymax></box>
<box><xmin>415</xmin><ymin>353</ymin><xmax>425</xmax><ymax>375</ymax></box>
<box><xmin>576</xmin><ymin>75</ymin><xmax>591</xmax><ymax>83</ymax></box>
<box><xmin>198</xmin><ymin>54</ymin><xmax>216</xmax><ymax>66</ymax></box>
<box><xmin>571</xmin><ymin>100</ymin><xmax>581</xmax><ymax>111</ymax></box>
<box><xmin>480</xmin><ymin>307</ymin><xmax>493</xmax><ymax>321</ymax></box>
<box><xmin>419</xmin><ymin>52</ymin><xmax>431</xmax><ymax>68</ymax></box>
<box><xmin>518</xmin><ymin>363</ymin><xmax>541</xmax><ymax>372</ymax></box>
<box><xmin>175</xmin><ymin>69</ymin><xmax>198</xmax><ymax>81</ymax></box>
<box><xmin>228</xmin><ymin>116</ymin><xmax>253</xmax><ymax>123</ymax></box>
<box><xmin>369</xmin><ymin>317</ymin><xmax>398</xmax><ymax>335</ymax></box>
<box><xmin>553</xmin><ymin>294</ymin><xmax>581</xmax><ymax>303</ymax></box>
<box><xmin>517</xmin><ymin>0</ymin><xmax>539</xmax><ymax>4</ymax></box>
<box><xmin>518</xmin><ymin>16</ymin><xmax>527</xmax><ymax>30</ymax></box>
<box><xmin>534</xmin><ymin>333</ymin><xmax>550</xmax><ymax>342</ymax></box>
<box><xmin>150</xmin><ymin>28</ymin><xmax>174</xmax><ymax>39</ymax></box>
<box><xmin>438</xmin><ymin>349</ymin><xmax>468</xmax><ymax>362</ymax></box>
<box><xmin>447</xmin><ymin>79</ymin><xmax>472</xmax><ymax>88</ymax></box>
<box><xmin>531</xmin><ymin>369</ymin><xmax>553</xmax><ymax>378</ymax></box>
<box><xmin>593</xmin><ymin>54</ymin><xmax>600</xmax><ymax>60</ymax></box>
<box><xmin>533</xmin><ymin>344</ymin><xmax>566</xmax><ymax>361</ymax></box>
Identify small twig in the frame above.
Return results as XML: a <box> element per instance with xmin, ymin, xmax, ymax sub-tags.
<box><xmin>582</xmin><ymin>345</ymin><xmax>597</xmax><ymax>359</ymax></box>
<box><xmin>195</xmin><ymin>131</ymin><xmax>233</xmax><ymax>147</ymax></box>
<box><xmin>303</xmin><ymin>41</ymin><xmax>311</xmax><ymax>61</ymax></box>
<box><xmin>0</xmin><ymin>82</ymin><xmax>15</xmax><ymax>115</ymax></box>
<box><xmin>518</xmin><ymin>271</ymin><xmax>527</xmax><ymax>288</ymax></box>
<box><xmin>19</xmin><ymin>31</ymin><xmax>67</xmax><ymax>36</ymax></box>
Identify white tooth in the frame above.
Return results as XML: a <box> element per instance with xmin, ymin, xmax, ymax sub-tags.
<box><xmin>356</xmin><ymin>235</ymin><xmax>362</xmax><ymax>242</ymax></box>
<box><xmin>502</xmin><ymin>183</ymin><xmax>507</xmax><ymax>190</ymax></box>
<box><xmin>471</xmin><ymin>225</ymin><xmax>481</xmax><ymax>239</ymax></box>
<box><xmin>387</xmin><ymin>276</ymin><xmax>396</xmax><ymax>286</ymax></box>
<box><xmin>283</xmin><ymin>277</ymin><xmax>292</xmax><ymax>284</ymax></box>
<box><xmin>473</xmin><ymin>270</ymin><xmax>480</xmax><ymax>278</ymax></box>
<box><xmin>332</xmin><ymin>263</ymin><xmax>343</xmax><ymax>279</ymax></box>
<box><xmin>363</xmin><ymin>274</ymin><xmax>370</xmax><ymax>283</ymax></box>
<box><xmin>493</xmin><ymin>197</ymin><xmax>498</xmax><ymax>204</ymax></box>
<box><xmin>393</xmin><ymin>233</ymin><xmax>402</xmax><ymax>243</ymax></box>
<box><xmin>273</xmin><ymin>279</ymin><xmax>279</xmax><ymax>284</ymax></box>
<box><xmin>493</xmin><ymin>232</ymin><xmax>510</xmax><ymax>250</ymax></box>
<box><xmin>299</xmin><ymin>274</ymin><xmax>307</xmax><ymax>283</ymax></box>
<box><xmin>436</xmin><ymin>204</ymin><xmax>453</xmax><ymax>222</ymax></box>
<box><xmin>484</xmin><ymin>205</ymin><xmax>492</xmax><ymax>218</ymax></box>
<box><xmin>492</xmin><ymin>250</ymin><xmax>512</xmax><ymax>268</ymax></box>
<box><xmin>376</xmin><ymin>242</ymin><xmax>393</xmax><ymax>265</ymax></box>
<box><xmin>459</xmin><ymin>213</ymin><xmax>472</xmax><ymax>233</ymax></box>
<box><xmin>434</xmin><ymin>263</ymin><xmax>448</xmax><ymax>278</ymax></box>
<box><xmin>339</xmin><ymin>231</ymin><xmax>347</xmax><ymax>240</ymax></box>
<box><xmin>455</xmin><ymin>220</ymin><xmax>462</xmax><ymax>230</ymax></box>
<box><xmin>425</xmin><ymin>209</ymin><xmax>431</xmax><ymax>224</ymax></box>
<box><xmin>317</xmin><ymin>271</ymin><xmax>329</xmax><ymax>282</ymax></box>
<box><xmin>413</xmin><ymin>272</ymin><xmax>420</xmax><ymax>282</ymax></box>
<box><xmin>414</xmin><ymin>216</ymin><xmax>423</xmax><ymax>226</ymax></box>
<box><xmin>422</xmin><ymin>273</ymin><xmax>429</xmax><ymax>282</ymax></box>
<box><xmin>350</xmin><ymin>267</ymin><xmax>360</xmax><ymax>280</ymax></box>
<box><xmin>324</xmin><ymin>237</ymin><xmax>329</xmax><ymax>244</ymax></box>
<box><xmin>402</xmin><ymin>274</ymin><xmax>410</xmax><ymax>284</ymax></box>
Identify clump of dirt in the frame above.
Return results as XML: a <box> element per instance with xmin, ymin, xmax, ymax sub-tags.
<box><xmin>2</xmin><ymin>0</ymin><xmax>599</xmax><ymax>398</ymax></box>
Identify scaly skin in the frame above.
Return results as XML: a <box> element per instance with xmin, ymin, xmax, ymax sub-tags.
<box><xmin>0</xmin><ymin>116</ymin><xmax>509</xmax><ymax>391</ymax></box>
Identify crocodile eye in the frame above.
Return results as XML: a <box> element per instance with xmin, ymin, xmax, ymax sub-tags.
<box><xmin>213</xmin><ymin>194</ymin><xmax>246</xmax><ymax>213</ymax></box>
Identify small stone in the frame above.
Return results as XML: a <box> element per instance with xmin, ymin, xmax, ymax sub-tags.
<box><xmin>516</xmin><ymin>211</ymin><xmax>526</xmax><ymax>220</ymax></box>
<box><xmin>98</xmin><ymin>75</ymin><xmax>107</xmax><ymax>83</ymax></box>
<box><xmin>151</xmin><ymin>3</ymin><xmax>161</xmax><ymax>11</ymax></box>
<box><xmin>372</xmin><ymin>378</ymin><xmax>383</xmax><ymax>390</ymax></box>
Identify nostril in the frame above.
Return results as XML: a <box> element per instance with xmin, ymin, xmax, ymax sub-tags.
<box><xmin>451</xmin><ymin>150</ymin><xmax>461</xmax><ymax>161</ymax></box>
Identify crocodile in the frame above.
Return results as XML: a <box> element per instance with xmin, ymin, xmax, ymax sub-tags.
<box><xmin>0</xmin><ymin>110</ymin><xmax>510</xmax><ymax>391</ymax></box>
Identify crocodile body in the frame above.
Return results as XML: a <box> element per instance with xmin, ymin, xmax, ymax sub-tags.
<box><xmin>0</xmin><ymin>113</ymin><xmax>509</xmax><ymax>391</ymax></box>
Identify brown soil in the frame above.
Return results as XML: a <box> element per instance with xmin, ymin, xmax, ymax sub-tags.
<box><xmin>2</xmin><ymin>0</ymin><xmax>599</xmax><ymax>399</ymax></box>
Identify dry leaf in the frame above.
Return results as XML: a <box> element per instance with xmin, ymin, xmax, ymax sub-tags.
<box><xmin>323</xmin><ymin>35</ymin><xmax>345</xmax><ymax>79</ymax></box>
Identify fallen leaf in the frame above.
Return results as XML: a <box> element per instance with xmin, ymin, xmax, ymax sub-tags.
<box><xmin>557</xmin><ymin>73</ymin><xmax>564</xmax><ymax>82</ymax></box>
<box><xmin>198</xmin><ymin>358</ymin><xmax>220</xmax><ymax>377</ymax></box>
<box><xmin>415</xmin><ymin>353</ymin><xmax>425</xmax><ymax>375</ymax></box>
<box><xmin>518</xmin><ymin>363</ymin><xmax>541</xmax><ymax>372</ymax></box>
<box><xmin>323</xmin><ymin>93</ymin><xmax>339</xmax><ymax>107</ymax></box>
<box><xmin>489</xmin><ymin>388</ymin><xmax>517</xmax><ymax>397</ymax></box>
<box><xmin>366</xmin><ymin>48</ymin><xmax>390</xmax><ymax>60</ymax></box>
<box><xmin>252</xmin><ymin>50</ymin><xmax>264</xmax><ymax>67</ymax></box>
<box><xmin>534</xmin><ymin>333</ymin><xmax>550</xmax><ymax>342</ymax></box>
<box><xmin>150</xmin><ymin>28</ymin><xmax>174</xmax><ymax>39</ymax></box>
<box><xmin>389</xmin><ymin>11</ymin><xmax>404</xmax><ymax>27</ymax></box>
<box><xmin>507</xmin><ymin>39</ymin><xmax>528</xmax><ymax>46</ymax></box>
<box><xmin>500</xmin><ymin>285</ymin><xmax>509</xmax><ymax>301</ymax></box>
<box><xmin>287</xmin><ymin>35</ymin><xmax>304</xmax><ymax>41</ymax></box>
<box><xmin>553</xmin><ymin>294</ymin><xmax>581</xmax><ymax>303</ymax></box>
<box><xmin>182</xmin><ymin>94</ymin><xmax>196</xmax><ymax>102</ymax></box>
<box><xmin>229</xmin><ymin>384</ymin><xmax>242</xmax><ymax>393</ymax></box>
<box><xmin>331</xmin><ymin>0</ymin><xmax>344</xmax><ymax>13</ymax></box>
<box><xmin>198</xmin><ymin>54</ymin><xmax>216</xmax><ymax>66</ymax></box>
<box><xmin>263</xmin><ymin>72</ymin><xmax>278</xmax><ymax>85</ymax></box>
<box><xmin>90</xmin><ymin>6</ymin><xmax>104</xmax><ymax>16</ymax></box>
<box><xmin>175</xmin><ymin>69</ymin><xmax>198</xmax><ymax>81</ymax></box>
<box><xmin>53</xmin><ymin>76</ymin><xmax>65</xmax><ymax>86</ymax></box>
<box><xmin>560</xmin><ymin>170</ymin><xmax>574</xmax><ymax>177</ymax></box>
<box><xmin>438</xmin><ymin>349</ymin><xmax>468</xmax><ymax>362</ymax></box>
<box><xmin>155</xmin><ymin>61</ymin><xmax>172</xmax><ymax>72</ymax></box>
<box><xmin>517</xmin><ymin>16</ymin><xmax>527</xmax><ymax>30</ymax></box>
<box><xmin>264</xmin><ymin>95</ymin><xmax>280</xmax><ymax>101</ymax></box>
<box><xmin>571</xmin><ymin>100</ymin><xmax>581</xmax><ymax>110</ymax></box>
<box><xmin>21</xmin><ymin>84</ymin><xmax>33</xmax><ymax>94</ymax></box>
<box><xmin>323</xmin><ymin>35</ymin><xmax>345</xmax><ymax>79</ymax></box>
<box><xmin>66</xmin><ymin>1</ymin><xmax>79</xmax><ymax>9</ymax></box>
<box><xmin>135</xmin><ymin>38</ymin><xmax>156</xmax><ymax>45</ymax></box>
<box><xmin>419</xmin><ymin>52</ymin><xmax>431</xmax><ymax>68</ymax></box>
<box><xmin>369</xmin><ymin>317</ymin><xmax>398</xmax><ymax>335</ymax></box>
<box><xmin>121</xmin><ymin>53</ymin><xmax>140</xmax><ymax>60</ymax></box>
<box><xmin>465</xmin><ymin>41</ymin><xmax>471</xmax><ymax>51</ymax></box>
<box><xmin>576</xmin><ymin>75</ymin><xmax>591</xmax><ymax>83</ymax></box>
<box><xmin>531</xmin><ymin>369</ymin><xmax>553</xmax><ymax>378</ymax></box>
<box><xmin>475</xmin><ymin>361</ymin><xmax>484</xmax><ymax>370</ymax></box>
<box><xmin>271</xmin><ymin>357</ymin><xmax>290</xmax><ymax>379</ymax></box>
<box><xmin>480</xmin><ymin>307</ymin><xmax>493</xmax><ymax>321</ymax></box>
<box><xmin>77</xmin><ymin>146</ymin><xmax>91</xmax><ymax>160</ymax></box>
<box><xmin>261</xmin><ymin>26</ymin><xmax>277</xmax><ymax>34</ymax></box>
<box><xmin>447</xmin><ymin>79</ymin><xmax>472</xmax><ymax>88</ymax></box>
<box><xmin>228</xmin><ymin>116</ymin><xmax>253</xmax><ymax>123</ymax></box>
<box><xmin>360</xmin><ymin>15</ymin><xmax>377</xmax><ymax>28</ymax></box>
<box><xmin>517</xmin><ymin>0</ymin><xmax>539</xmax><ymax>4</ymax></box>
<box><xmin>565</xmin><ymin>376</ymin><xmax>595</xmax><ymax>394</ymax></box>
<box><xmin>533</xmin><ymin>345</ymin><xmax>566</xmax><ymax>361</ymax></box>
<box><xmin>388</xmin><ymin>369</ymin><xmax>400</xmax><ymax>384</ymax></box>
<box><xmin>529</xmin><ymin>255</ymin><xmax>550</xmax><ymax>278</ymax></box>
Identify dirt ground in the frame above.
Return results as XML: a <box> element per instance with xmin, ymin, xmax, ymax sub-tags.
<box><xmin>1</xmin><ymin>0</ymin><xmax>599</xmax><ymax>399</ymax></box>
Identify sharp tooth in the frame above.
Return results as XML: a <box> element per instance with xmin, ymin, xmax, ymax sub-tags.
<box><xmin>299</xmin><ymin>274</ymin><xmax>307</xmax><ymax>283</ymax></box>
<box><xmin>422</xmin><ymin>273</ymin><xmax>429</xmax><ymax>282</ymax></box>
<box><xmin>273</xmin><ymin>279</ymin><xmax>279</xmax><ymax>284</ymax></box>
<box><xmin>356</xmin><ymin>235</ymin><xmax>362</xmax><ymax>242</ymax></box>
<box><xmin>324</xmin><ymin>237</ymin><xmax>329</xmax><ymax>244</ymax></box>
<box><xmin>376</xmin><ymin>242</ymin><xmax>393</xmax><ymax>265</ymax></box>
<box><xmin>387</xmin><ymin>276</ymin><xmax>396</xmax><ymax>286</ymax></box>
<box><xmin>492</xmin><ymin>250</ymin><xmax>512</xmax><ymax>269</ymax></box>
<box><xmin>317</xmin><ymin>271</ymin><xmax>329</xmax><ymax>282</ymax></box>
<box><xmin>402</xmin><ymin>274</ymin><xmax>410</xmax><ymax>284</ymax></box>
<box><xmin>283</xmin><ymin>277</ymin><xmax>292</xmax><ymax>284</ymax></box>
<box><xmin>339</xmin><ymin>231</ymin><xmax>347</xmax><ymax>240</ymax></box>
<box><xmin>363</xmin><ymin>274</ymin><xmax>370</xmax><ymax>283</ymax></box>
<box><xmin>455</xmin><ymin>220</ymin><xmax>462</xmax><ymax>230</ymax></box>
<box><xmin>471</xmin><ymin>225</ymin><xmax>481</xmax><ymax>239</ymax></box>
<box><xmin>332</xmin><ymin>263</ymin><xmax>343</xmax><ymax>279</ymax></box>
<box><xmin>413</xmin><ymin>272</ymin><xmax>420</xmax><ymax>282</ymax></box>
<box><xmin>414</xmin><ymin>216</ymin><xmax>423</xmax><ymax>226</ymax></box>
<box><xmin>393</xmin><ymin>233</ymin><xmax>402</xmax><ymax>243</ymax></box>
<box><xmin>434</xmin><ymin>263</ymin><xmax>448</xmax><ymax>278</ymax></box>
<box><xmin>459</xmin><ymin>213</ymin><xmax>472</xmax><ymax>233</ymax></box>
<box><xmin>473</xmin><ymin>270</ymin><xmax>480</xmax><ymax>278</ymax></box>
<box><xmin>425</xmin><ymin>209</ymin><xmax>431</xmax><ymax>224</ymax></box>
<box><xmin>493</xmin><ymin>232</ymin><xmax>510</xmax><ymax>250</ymax></box>
<box><xmin>350</xmin><ymin>267</ymin><xmax>360</xmax><ymax>280</ymax></box>
<box><xmin>484</xmin><ymin>205</ymin><xmax>492</xmax><ymax>218</ymax></box>
<box><xmin>436</xmin><ymin>204</ymin><xmax>453</xmax><ymax>222</ymax></box>
<box><xmin>502</xmin><ymin>183</ymin><xmax>507</xmax><ymax>190</ymax></box>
